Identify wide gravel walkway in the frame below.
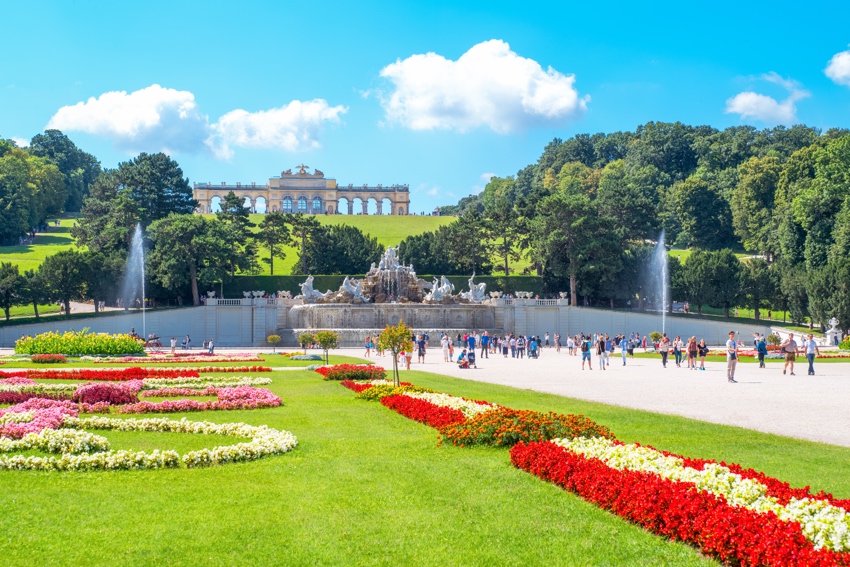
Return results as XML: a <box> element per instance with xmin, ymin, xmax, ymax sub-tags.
<box><xmin>346</xmin><ymin>347</ymin><xmax>850</xmax><ymax>448</ymax></box>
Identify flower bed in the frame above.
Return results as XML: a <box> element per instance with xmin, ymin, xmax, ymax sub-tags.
<box><xmin>115</xmin><ymin>387</ymin><xmax>281</xmax><ymax>414</ymax></box>
<box><xmin>1</xmin><ymin>367</ymin><xmax>198</xmax><ymax>381</ymax></box>
<box><xmin>14</xmin><ymin>330</ymin><xmax>144</xmax><ymax>356</ymax></box>
<box><xmin>31</xmin><ymin>354</ymin><xmax>67</xmax><ymax>364</ymax></box>
<box><xmin>0</xmin><ymin>414</ymin><xmax>297</xmax><ymax>471</ymax></box>
<box><xmin>140</xmin><ymin>376</ymin><xmax>272</xmax><ymax>389</ymax></box>
<box><xmin>510</xmin><ymin>439</ymin><xmax>850</xmax><ymax>566</ymax></box>
<box><xmin>288</xmin><ymin>354</ymin><xmax>323</xmax><ymax>361</ymax></box>
<box><xmin>339</xmin><ymin>379</ymin><xmax>413</xmax><ymax>393</ymax></box>
<box><xmin>72</xmin><ymin>382</ymin><xmax>141</xmax><ymax>405</ymax></box>
<box><xmin>380</xmin><ymin>395</ymin><xmax>467</xmax><ymax>428</ymax></box>
<box><xmin>86</xmin><ymin>353</ymin><xmax>264</xmax><ymax>364</ymax></box>
<box><xmin>315</xmin><ymin>364</ymin><xmax>385</xmax><ymax>381</ymax></box>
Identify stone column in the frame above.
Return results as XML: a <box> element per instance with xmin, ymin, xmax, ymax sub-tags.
<box><xmin>361</xmin><ymin>200</ymin><xmax>368</xmax><ymax>215</ymax></box>
<box><xmin>376</xmin><ymin>201</ymin><xmax>383</xmax><ymax>215</ymax></box>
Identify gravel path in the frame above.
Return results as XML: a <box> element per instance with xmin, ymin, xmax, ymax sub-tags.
<box><xmin>348</xmin><ymin>348</ymin><xmax>850</xmax><ymax>448</ymax></box>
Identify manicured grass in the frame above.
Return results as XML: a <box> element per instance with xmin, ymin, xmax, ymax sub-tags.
<box><xmin>0</xmin><ymin>353</ymin><xmax>367</xmax><ymax>369</ymax></box>
<box><xmin>1</xmin><ymin>365</ymin><xmax>848</xmax><ymax>565</ymax></box>
<box><xmin>6</xmin><ymin>304</ymin><xmax>61</xmax><ymax>319</ymax></box>
<box><xmin>0</xmin><ymin>219</ymin><xmax>79</xmax><ymax>273</ymax></box>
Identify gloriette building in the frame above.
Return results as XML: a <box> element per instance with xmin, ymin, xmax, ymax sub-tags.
<box><xmin>193</xmin><ymin>165</ymin><xmax>410</xmax><ymax>215</ymax></box>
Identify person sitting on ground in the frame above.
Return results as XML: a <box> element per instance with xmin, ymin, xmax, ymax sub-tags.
<box><xmin>457</xmin><ymin>349</ymin><xmax>469</xmax><ymax>369</ymax></box>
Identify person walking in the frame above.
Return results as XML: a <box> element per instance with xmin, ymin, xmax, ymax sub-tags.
<box><xmin>726</xmin><ymin>331</ymin><xmax>739</xmax><ymax>383</ymax></box>
<box><xmin>697</xmin><ymin>339</ymin><xmax>709</xmax><ymax>371</ymax></box>
<box><xmin>208</xmin><ymin>338</ymin><xmax>215</xmax><ymax>354</ymax></box>
<box><xmin>780</xmin><ymin>333</ymin><xmax>799</xmax><ymax>375</ymax></box>
<box><xmin>672</xmin><ymin>336</ymin><xmax>683</xmax><ymax>368</ymax></box>
<box><xmin>620</xmin><ymin>334</ymin><xmax>628</xmax><ymax>366</ymax></box>
<box><xmin>596</xmin><ymin>335</ymin><xmax>606</xmax><ymax>370</ymax></box>
<box><xmin>417</xmin><ymin>335</ymin><xmax>426</xmax><ymax>364</ymax></box>
<box><xmin>686</xmin><ymin>336</ymin><xmax>697</xmax><ymax>369</ymax></box>
<box><xmin>364</xmin><ymin>336</ymin><xmax>372</xmax><ymax>358</ymax></box>
<box><xmin>544</xmin><ymin>332</ymin><xmax>550</xmax><ymax>348</ymax></box>
<box><xmin>441</xmin><ymin>335</ymin><xmax>450</xmax><ymax>362</ymax></box>
<box><xmin>579</xmin><ymin>334</ymin><xmax>592</xmax><ymax>370</ymax></box>
<box><xmin>659</xmin><ymin>334</ymin><xmax>670</xmax><ymax>368</ymax></box>
<box><xmin>805</xmin><ymin>333</ymin><xmax>821</xmax><ymax>375</ymax></box>
<box><xmin>756</xmin><ymin>334</ymin><xmax>768</xmax><ymax>369</ymax></box>
<box><xmin>170</xmin><ymin>337</ymin><xmax>177</xmax><ymax>355</ymax></box>
<box><xmin>516</xmin><ymin>336</ymin><xmax>525</xmax><ymax>359</ymax></box>
<box><xmin>604</xmin><ymin>334</ymin><xmax>613</xmax><ymax>367</ymax></box>
<box><xmin>567</xmin><ymin>335</ymin><xmax>575</xmax><ymax>355</ymax></box>
<box><xmin>554</xmin><ymin>333</ymin><xmax>561</xmax><ymax>353</ymax></box>
<box><xmin>480</xmin><ymin>331</ymin><xmax>489</xmax><ymax>359</ymax></box>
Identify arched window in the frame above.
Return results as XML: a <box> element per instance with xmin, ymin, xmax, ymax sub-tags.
<box><xmin>312</xmin><ymin>196</ymin><xmax>322</xmax><ymax>213</ymax></box>
<box><xmin>297</xmin><ymin>197</ymin><xmax>308</xmax><ymax>213</ymax></box>
<box><xmin>282</xmin><ymin>197</ymin><xmax>293</xmax><ymax>213</ymax></box>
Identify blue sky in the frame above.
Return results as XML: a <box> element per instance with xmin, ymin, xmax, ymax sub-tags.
<box><xmin>3</xmin><ymin>0</ymin><xmax>850</xmax><ymax>213</ymax></box>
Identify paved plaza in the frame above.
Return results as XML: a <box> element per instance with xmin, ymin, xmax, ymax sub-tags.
<box><xmin>337</xmin><ymin>347</ymin><xmax>850</xmax><ymax>448</ymax></box>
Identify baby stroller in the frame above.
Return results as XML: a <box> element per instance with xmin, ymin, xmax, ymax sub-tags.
<box><xmin>467</xmin><ymin>350</ymin><xmax>477</xmax><ymax>369</ymax></box>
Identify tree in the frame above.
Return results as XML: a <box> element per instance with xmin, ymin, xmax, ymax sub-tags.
<box><xmin>0</xmin><ymin>149</ymin><xmax>33</xmax><ymax>244</ymax></box>
<box><xmin>80</xmin><ymin>251</ymin><xmax>124</xmax><ymax>312</ymax></box>
<box><xmin>669</xmin><ymin>176</ymin><xmax>735</xmax><ymax>249</ymax></box>
<box><xmin>0</xmin><ymin>262</ymin><xmax>21</xmax><ymax>320</ymax></box>
<box><xmin>301</xmin><ymin>224</ymin><xmax>384</xmax><ymax>275</ymax></box>
<box><xmin>533</xmin><ymin>192</ymin><xmax>608</xmax><ymax>306</ymax></box>
<box><xmin>40</xmin><ymin>250</ymin><xmax>87</xmax><ymax>317</ymax></box>
<box><xmin>314</xmin><ymin>330</ymin><xmax>340</xmax><ymax>365</ymax></box>
<box><xmin>445</xmin><ymin>211</ymin><xmax>490</xmax><ymax>274</ymax></box>
<box><xmin>147</xmin><ymin>214</ymin><xmax>230</xmax><ymax>306</ymax></box>
<box><xmin>731</xmin><ymin>156</ymin><xmax>781</xmax><ymax>255</ymax></box>
<box><xmin>19</xmin><ymin>268</ymin><xmax>52</xmax><ymax>320</ymax></box>
<box><xmin>258</xmin><ymin>212</ymin><xmax>290</xmax><ymax>275</ymax></box>
<box><xmin>286</xmin><ymin>213</ymin><xmax>321</xmax><ymax>275</ymax></box>
<box><xmin>216</xmin><ymin>191</ymin><xmax>256</xmax><ymax>276</ymax></box>
<box><xmin>28</xmin><ymin>129</ymin><xmax>101</xmax><ymax>211</ymax></box>
<box><xmin>267</xmin><ymin>334</ymin><xmax>281</xmax><ymax>354</ymax></box>
<box><xmin>741</xmin><ymin>258</ymin><xmax>772</xmax><ymax>321</ymax></box>
<box><xmin>595</xmin><ymin>160</ymin><xmax>659</xmax><ymax>240</ymax></box>
<box><xmin>71</xmin><ymin>170</ymin><xmax>139</xmax><ymax>253</ymax></box>
<box><xmin>484</xmin><ymin>192</ymin><xmax>522</xmax><ymax>275</ymax></box>
<box><xmin>682</xmin><ymin>250</ymin><xmax>715</xmax><ymax>315</ymax></box>
<box><xmin>708</xmin><ymin>250</ymin><xmax>744</xmax><ymax>318</ymax></box>
<box><xmin>378</xmin><ymin>321</ymin><xmax>413</xmax><ymax>386</ymax></box>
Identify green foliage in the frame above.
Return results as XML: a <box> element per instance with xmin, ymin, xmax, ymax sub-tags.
<box><xmin>299</xmin><ymin>224</ymin><xmax>383</xmax><ymax>275</ymax></box>
<box><xmin>258</xmin><ymin>212</ymin><xmax>289</xmax><ymax>275</ymax></box>
<box><xmin>378</xmin><ymin>321</ymin><xmax>414</xmax><ymax>386</ymax></box>
<box><xmin>314</xmin><ymin>330</ymin><xmax>340</xmax><ymax>364</ymax></box>
<box><xmin>286</xmin><ymin>213</ymin><xmax>321</xmax><ymax>275</ymax></box>
<box><xmin>768</xmin><ymin>333</ymin><xmax>782</xmax><ymax>346</ymax></box>
<box><xmin>39</xmin><ymin>249</ymin><xmax>87</xmax><ymax>316</ymax></box>
<box><xmin>839</xmin><ymin>338</ymin><xmax>850</xmax><ymax>351</ymax></box>
<box><xmin>0</xmin><ymin>148</ymin><xmax>65</xmax><ymax>244</ymax></box>
<box><xmin>267</xmin><ymin>334</ymin><xmax>281</xmax><ymax>353</ymax></box>
<box><xmin>298</xmin><ymin>333</ymin><xmax>315</xmax><ymax>347</ymax></box>
<box><xmin>649</xmin><ymin>331</ymin><xmax>662</xmax><ymax>343</ymax></box>
<box><xmin>28</xmin><ymin>129</ymin><xmax>101</xmax><ymax>212</ymax></box>
<box><xmin>15</xmin><ymin>329</ymin><xmax>145</xmax><ymax>355</ymax></box>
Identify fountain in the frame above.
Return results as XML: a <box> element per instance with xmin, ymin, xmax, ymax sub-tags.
<box><xmin>650</xmin><ymin>230</ymin><xmax>669</xmax><ymax>335</ymax></box>
<box><xmin>120</xmin><ymin>223</ymin><xmax>146</xmax><ymax>338</ymax></box>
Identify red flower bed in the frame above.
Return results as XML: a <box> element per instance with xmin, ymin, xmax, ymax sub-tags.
<box><xmin>31</xmin><ymin>354</ymin><xmax>67</xmax><ymax>364</ymax></box>
<box><xmin>340</xmin><ymin>380</ymin><xmax>373</xmax><ymax>393</ymax></box>
<box><xmin>315</xmin><ymin>364</ymin><xmax>385</xmax><ymax>381</ymax></box>
<box><xmin>510</xmin><ymin>441</ymin><xmax>850</xmax><ymax>567</ymax></box>
<box><xmin>72</xmin><ymin>382</ymin><xmax>141</xmax><ymax>405</ymax></box>
<box><xmin>0</xmin><ymin>391</ymin><xmax>71</xmax><ymax>404</ymax></box>
<box><xmin>0</xmin><ymin>367</ymin><xmax>200</xmax><ymax>381</ymax></box>
<box><xmin>380</xmin><ymin>394</ymin><xmax>466</xmax><ymax>428</ymax></box>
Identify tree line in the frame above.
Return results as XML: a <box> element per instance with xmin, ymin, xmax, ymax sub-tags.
<box><xmin>413</xmin><ymin>122</ymin><xmax>850</xmax><ymax>329</ymax></box>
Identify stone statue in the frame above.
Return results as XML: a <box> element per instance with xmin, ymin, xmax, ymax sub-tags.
<box><xmin>297</xmin><ymin>275</ymin><xmax>328</xmax><ymax>302</ymax></box>
<box><xmin>460</xmin><ymin>273</ymin><xmax>487</xmax><ymax>303</ymax></box>
<box><xmin>313</xmin><ymin>169</ymin><xmax>324</xmax><ymax>177</ymax></box>
<box><xmin>297</xmin><ymin>163</ymin><xmax>309</xmax><ymax>175</ymax></box>
<box><xmin>282</xmin><ymin>169</ymin><xmax>292</xmax><ymax>176</ymax></box>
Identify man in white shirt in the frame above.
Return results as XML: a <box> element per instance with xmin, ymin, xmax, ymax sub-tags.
<box><xmin>804</xmin><ymin>334</ymin><xmax>820</xmax><ymax>376</ymax></box>
<box><xmin>726</xmin><ymin>331</ymin><xmax>739</xmax><ymax>383</ymax></box>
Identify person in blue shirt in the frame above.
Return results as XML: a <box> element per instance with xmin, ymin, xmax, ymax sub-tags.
<box><xmin>480</xmin><ymin>331</ymin><xmax>490</xmax><ymax>358</ymax></box>
<box><xmin>467</xmin><ymin>333</ymin><xmax>476</xmax><ymax>351</ymax></box>
<box><xmin>620</xmin><ymin>335</ymin><xmax>628</xmax><ymax>366</ymax></box>
<box><xmin>756</xmin><ymin>334</ymin><xmax>768</xmax><ymax>368</ymax></box>
<box><xmin>457</xmin><ymin>349</ymin><xmax>469</xmax><ymax>369</ymax></box>
<box><xmin>529</xmin><ymin>337</ymin><xmax>538</xmax><ymax>358</ymax></box>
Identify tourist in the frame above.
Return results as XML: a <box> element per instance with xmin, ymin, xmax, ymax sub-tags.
<box><xmin>673</xmin><ymin>335</ymin><xmax>683</xmax><ymax>368</ymax></box>
<box><xmin>364</xmin><ymin>336</ymin><xmax>372</xmax><ymax>358</ymax></box>
<box><xmin>529</xmin><ymin>336</ymin><xmax>538</xmax><ymax>359</ymax></box>
<box><xmin>170</xmin><ymin>337</ymin><xmax>177</xmax><ymax>355</ymax></box>
<box><xmin>596</xmin><ymin>335</ymin><xmax>606</xmax><ymax>370</ymax></box>
<box><xmin>756</xmin><ymin>335</ymin><xmax>768</xmax><ymax>368</ymax></box>
<box><xmin>502</xmin><ymin>336</ymin><xmax>509</xmax><ymax>358</ymax></box>
<box><xmin>183</xmin><ymin>335</ymin><xmax>191</xmax><ymax>350</ymax></box>
<box><xmin>457</xmin><ymin>349</ymin><xmax>469</xmax><ymax>369</ymax></box>
<box><xmin>726</xmin><ymin>331</ymin><xmax>739</xmax><ymax>383</ymax></box>
<box><xmin>686</xmin><ymin>336</ymin><xmax>698</xmax><ymax>370</ymax></box>
<box><xmin>805</xmin><ymin>334</ymin><xmax>821</xmax><ymax>376</ymax></box>
<box><xmin>404</xmin><ymin>349</ymin><xmax>412</xmax><ymax>370</ymax></box>
<box><xmin>620</xmin><ymin>335</ymin><xmax>628</xmax><ymax>366</ymax></box>
<box><xmin>417</xmin><ymin>335</ymin><xmax>426</xmax><ymax>364</ymax></box>
<box><xmin>544</xmin><ymin>332</ymin><xmax>550</xmax><ymax>348</ymax></box>
<box><xmin>580</xmin><ymin>335</ymin><xmax>592</xmax><ymax>370</ymax></box>
<box><xmin>516</xmin><ymin>335</ymin><xmax>525</xmax><ymax>359</ymax></box>
<box><xmin>605</xmin><ymin>334</ymin><xmax>614</xmax><ymax>366</ymax></box>
<box><xmin>208</xmin><ymin>338</ymin><xmax>215</xmax><ymax>354</ymax></box>
<box><xmin>467</xmin><ymin>332</ymin><xmax>476</xmax><ymax>353</ymax></box>
<box><xmin>480</xmin><ymin>331</ymin><xmax>489</xmax><ymax>358</ymax></box>
<box><xmin>554</xmin><ymin>333</ymin><xmax>561</xmax><ymax>353</ymax></box>
<box><xmin>566</xmin><ymin>335</ymin><xmax>575</xmax><ymax>355</ymax></box>
<box><xmin>780</xmin><ymin>333</ymin><xmax>799</xmax><ymax>375</ymax></box>
<box><xmin>659</xmin><ymin>334</ymin><xmax>670</xmax><ymax>368</ymax></box>
<box><xmin>441</xmin><ymin>335</ymin><xmax>450</xmax><ymax>362</ymax></box>
<box><xmin>697</xmin><ymin>339</ymin><xmax>708</xmax><ymax>370</ymax></box>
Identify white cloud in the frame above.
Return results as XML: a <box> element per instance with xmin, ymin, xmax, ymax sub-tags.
<box><xmin>47</xmin><ymin>84</ymin><xmax>345</xmax><ymax>159</ymax></box>
<box><xmin>379</xmin><ymin>39</ymin><xmax>589</xmax><ymax>133</ymax></box>
<box><xmin>207</xmin><ymin>100</ymin><xmax>347</xmax><ymax>159</ymax></box>
<box><xmin>11</xmin><ymin>137</ymin><xmax>29</xmax><ymax>147</ymax></box>
<box><xmin>47</xmin><ymin>84</ymin><xmax>210</xmax><ymax>154</ymax></box>
<box><xmin>825</xmin><ymin>48</ymin><xmax>850</xmax><ymax>86</ymax></box>
<box><xmin>480</xmin><ymin>172</ymin><xmax>496</xmax><ymax>182</ymax></box>
<box><xmin>724</xmin><ymin>72</ymin><xmax>809</xmax><ymax>124</ymax></box>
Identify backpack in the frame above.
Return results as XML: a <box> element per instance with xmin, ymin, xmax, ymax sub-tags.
<box><xmin>580</xmin><ymin>340</ymin><xmax>589</xmax><ymax>353</ymax></box>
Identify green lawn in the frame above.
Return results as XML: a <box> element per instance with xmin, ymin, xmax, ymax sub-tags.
<box><xmin>1</xmin><ymin>366</ymin><xmax>848</xmax><ymax>565</ymax></box>
<box><xmin>0</xmin><ymin>353</ymin><xmax>367</xmax><ymax>369</ymax></box>
<box><xmin>6</xmin><ymin>304</ymin><xmax>61</xmax><ymax>319</ymax></box>
<box><xmin>0</xmin><ymin>219</ymin><xmax>80</xmax><ymax>273</ymax></box>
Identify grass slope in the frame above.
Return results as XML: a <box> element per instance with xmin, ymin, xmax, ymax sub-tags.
<box><xmin>0</xmin><ymin>220</ymin><xmax>79</xmax><ymax>273</ymax></box>
<box><xmin>1</xmin><ymin>366</ymin><xmax>848</xmax><ymax>565</ymax></box>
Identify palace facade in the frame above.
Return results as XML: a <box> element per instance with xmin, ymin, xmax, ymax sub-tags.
<box><xmin>193</xmin><ymin>165</ymin><xmax>410</xmax><ymax>215</ymax></box>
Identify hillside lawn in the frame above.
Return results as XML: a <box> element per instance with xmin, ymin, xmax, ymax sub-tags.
<box><xmin>0</xmin><ymin>219</ymin><xmax>79</xmax><ymax>273</ymax></box>
<box><xmin>0</xmin><ymin>365</ymin><xmax>848</xmax><ymax>565</ymax></box>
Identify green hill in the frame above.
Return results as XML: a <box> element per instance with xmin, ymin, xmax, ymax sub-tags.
<box><xmin>0</xmin><ymin>215</ymin><xmax>455</xmax><ymax>276</ymax></box>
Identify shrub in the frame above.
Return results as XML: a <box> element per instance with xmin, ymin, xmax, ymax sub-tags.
<box><xmin>72</xmin><ymin>383</ymin><xmax>140</xmax><ymax>405</ymax></box>
<box><xmin>439</xmin><ymin>408</ymin><xmax>616</xmax><ymax>448</ymax></box>
<box><xmin>649</xmin><ymin>331</ymin><xmax>662</xmax><ymax>343</ymax></box>
<box><xmin>315</xmin><ymin>364</ymin><xmax>386</xmax><ymax>381</ymax></box>
<box><xmin>31</xmin><ymin>354</ymin><xmax>67</xmax><ymax>364</ymax></box>
<box><xmin>767</xmin><ymin>333</ymin><xmax>782</xmax><ymax>347</ymax></box>
<box><xmin>15</xmin><ymin>330</ymin><xmax>145</xmax><ymax>356</ymax></box>
<box><xmin>839</xmin><ymin>337</ymin><xmax>850</xmax><ymax>351</ymax></box>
